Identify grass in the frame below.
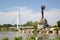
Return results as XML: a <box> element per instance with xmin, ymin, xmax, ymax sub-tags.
<box><xmin>14</xmin><ymin>36</ymin><xmax>23</xmax><ymax>40</ymax></box>
<box><xmin>48</xmin><ymin>36</ymin><xmax>60</xmax><ymax>40</ymax></box>
<box><xmin>27</xmin><ymin>36</ymin><xmax>36</xmax><ymax>40</ymax></box>
<box><xmin>2</xmin><ymin>37</ymin><xmax>9</xmax><ymax>40</ymax></box>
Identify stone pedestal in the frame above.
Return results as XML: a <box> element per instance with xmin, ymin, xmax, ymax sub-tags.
<box><xmin>37</xmin><ymin>18</ymin><xmax>48</xmax><ymax>30</ymax></box>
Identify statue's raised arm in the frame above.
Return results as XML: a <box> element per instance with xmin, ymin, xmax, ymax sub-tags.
<box><xmin>41</xmin><ymin>5</ymin><xmax>45</xmax><ymax>18</ymax></box>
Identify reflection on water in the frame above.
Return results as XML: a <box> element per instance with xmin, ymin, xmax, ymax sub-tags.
<box><xmin>0</xmin><ymin>32</ymin><xmax>57</xmax><ymax>40</ymax></box>
<box><xmin>0</xmin><ymin>31</ymin><xmax>30</xmax><ymax>40</ymax></box>
<box><xmin>0</xmin><ymin>32</ymin><xmax>16</xmax><ymax>40</ymax></box>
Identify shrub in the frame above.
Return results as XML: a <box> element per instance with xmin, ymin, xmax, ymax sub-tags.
<box><xmin>2</xmin><ymin>37</ymin><xmax>9</xmax><ymax>40</ymax></box>
<box><xmin>27</xmin><ymin>36</ymin><xmax>35</xmax><ymax>40</ymax></box>
<box><xmin>14</xmin><ymin>36</ymin><xmax>22</xmax><ymax>40</ymax></box>
<box><xmin>14</xmin><ymin>37</ymin><xmax>19</xmax><ymax>40</ymax></box>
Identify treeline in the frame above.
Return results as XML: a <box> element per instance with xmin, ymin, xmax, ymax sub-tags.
<box><xmin>0</xmin><ymin>20</ymin><xmax>60</xmax><ymax>28</ymax></box>
<box><xmin>0</xmin><ymin>21</ymin><xmax>38</xmax><ymax>32</ymax></box>
<box><xmin>0</xmin><ymin>24</ymin><xmax>17</xmax><ymax>27</ymax></box>
<box><xmin>0</xmin><ymin>21</ymin><xmax>38</xmax><ymax>28</ymax></box>
<box><xmin>0</xmin><ymin>20</ymin><xmax>60</xmax><ymax>31</ymax></box>
<box><xmin>0</xmin><ymin>24</ymin><xmax>18</xmax><ymax>32</ymax></box>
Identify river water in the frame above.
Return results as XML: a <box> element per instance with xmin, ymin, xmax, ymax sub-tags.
<box><xmin>0</xmin><ymin>32</ymin><xmax>57</xmax><ymax>40</ymax></box>
<box><xmin>0</xmin><ymin>32</ymin><xmax>16</xmax><ymax>40</ymax></box>
<box><xmin>0</xmin><ymin>31</ymin><xmax>30</xmax><ymax>40</ymax></box>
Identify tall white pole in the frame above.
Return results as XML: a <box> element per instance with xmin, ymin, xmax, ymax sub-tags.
<box><xmin>18</xmin><ymin>12</ymin><xmax>22</xmax><ymax>34</ymax></box>
<box><xmin>18</xmin><ymin>12</ymin><xmax>21</xmax><ymax>27</ymax></box>
<box><xmin>16</xmin><ymin>11</ymin><xmax>19</xmax><ymax>37</ymax></box>
<box><xmin>16</xmin><ymin>10</ymin><xmax>22</xmax><ymax>37</ymax></box>
<box><xmin>17</xmin><ymin>12</ymin><xmax>19</xmax><ymax>29</ymax></box>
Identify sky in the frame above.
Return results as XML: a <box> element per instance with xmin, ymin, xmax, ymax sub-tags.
<box><xmin>0</xmin><ymin>0</ymin><xmax>60</xmax><ymax>26</ymax></box>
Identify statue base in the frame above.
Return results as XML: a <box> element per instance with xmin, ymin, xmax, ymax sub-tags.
<box><xmin>37</xmin><ymin>18</ymin><xmax>48</xmax><ymax>30</ymax></box>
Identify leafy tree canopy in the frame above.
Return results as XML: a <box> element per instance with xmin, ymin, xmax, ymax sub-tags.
<box><xmin>57</xmin><ymin>20</ymin><xmax>60</xmax><ymax>27</ymax></box>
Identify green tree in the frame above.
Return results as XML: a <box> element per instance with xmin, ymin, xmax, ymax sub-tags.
<box><xmin>2</xmin><ymin>24</ymin><xmax>12</xmax><ymax>31</ymax></box>
<box><xmin>23</xmin><ymin>21</ymin><xmax>38</xmax><ymax>29</ymax></box>
<box><xmin>6</xmin><ymin>24</ymin><xmax>12</xmax><ymax>30</ymax></box>
<box><xmin>23</xmin><ymin>21</ymin><xmax>32</xmax><ymax>26</ymax></box>
<box><xmin>0</xmin><ymin>25</ymin><xmax>2</xmax><ymax>30</ymax></box>
<box><xmin>2</xmin><ymin>24</ymin><xmax>7</xmax><ymax>31</ymax></box>
<box><xmin>7</xmin><ymin>24</ymin><xmax>12</xmax><ymax>27</ymax></box>
<box><xmin>53</xmin><ymin>25</ymin><xmax>58</xmax><ymax>28</ymax></box>
<box><xmin>13</xmin><ymin>24</ymin><xmax>17</xmax><ymax>27</ymax></box>
<box><xmin>32</xmin><ymin>21</ymin><xmax>38</xmax><ymax>29</ymax></box>
<box><xmin>57</xmin><ymin>20</ymin><xmax>60</xmax><ymax>27</ymax></box>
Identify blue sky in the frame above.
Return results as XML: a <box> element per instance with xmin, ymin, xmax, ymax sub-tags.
<box><xmin>0</xmin><ymin>0</ymin><xmax>60</xmax><ymax>12</ymax></box>
<box><xmin>0</xmin><ymin>0</ymin><xmax>60</xmax><ymax>25</ymax></box>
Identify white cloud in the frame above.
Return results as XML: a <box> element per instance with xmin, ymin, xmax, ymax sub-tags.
<box><xmin>44</xmin><ymin>9</ymin><xmax>60</xmax><ymax>25</ymax></box>
<box><xmin>0</xmin><ymin>12</ymin><xmax>17</xmax><ymax>24</ymax></box>
<box><xmin>0</xmin><ymin>8</ymin><xmax>60</xmax><ymax>26</ymax></box>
